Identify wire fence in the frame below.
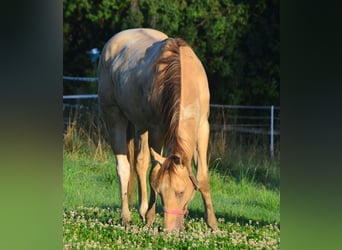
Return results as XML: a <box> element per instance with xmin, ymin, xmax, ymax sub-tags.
<box><xmin>63</xmin><ymin>76</ymin><xmax>280</xmax><ymax>157</ymax></box>
<box><xmin>208</xmin><ymin>104</ymin><xmax>280</xmax><ymax>158</ymax></box>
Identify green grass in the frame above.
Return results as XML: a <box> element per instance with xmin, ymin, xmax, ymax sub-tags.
<box><xmin>63</xmin><ymin>152</ymin><xmax>120</xmax><ymax>209</ymax></box>
<box><xmin>63</xmin><ymin>115</ymin><xmax>280</xmax><ymax>249</ymax></box>
<box><xmin>63</xmin><ymin>206</ymin><xmax>280</xmax><ymax>249</ymax></box>
<box><xmin>63</xmin><ymin>150</ymin><xmax>279</xmax><ymax>249</ymax></box>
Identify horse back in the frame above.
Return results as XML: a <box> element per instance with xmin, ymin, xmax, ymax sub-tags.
<box><xmin>98</xmin><ymin>29</ymin><xmax>168</xmax><ymax>127</ymax></box>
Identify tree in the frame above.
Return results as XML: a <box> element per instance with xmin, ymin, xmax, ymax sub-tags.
<box><xmin>63</xmin><ymin>0</ymin><xmax>279</xmax><ymax>106</ymax></box>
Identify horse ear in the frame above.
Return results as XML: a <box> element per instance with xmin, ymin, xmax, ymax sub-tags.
<box><xmin>150</xmin><ymin>148</ymin><xmax>165</xmax><ymax>166</ymax></box>
<box><xmin>150</xmin><ymin>162</ymin><xmax>161</xmax><ymax>193</ymax></box>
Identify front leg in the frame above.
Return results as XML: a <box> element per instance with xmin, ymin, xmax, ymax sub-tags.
<box><xmin>102</xmin><ymin>105</ymin><xmax>132</xmax><ymax>226</ymax></box>
<box><xmin>145</xmin><ymin>188</ymin><xmax>157</xmax><ymax>227</ymax></box>
<box><xmin>115</xmin><ymin>154</ymin><xmax>132</xmax><ymax>226</ymax></box>
<box><xmin>196</xmin><ymin>120</ymin><xmax>218</xmax><ymax>231</ymax></box>
<box><xmin>145</xmin><ymin>163</ymin><xmax>161</xmax><ymax>227</ymax></box>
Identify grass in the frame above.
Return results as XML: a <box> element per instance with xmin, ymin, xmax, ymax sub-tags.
<box><xmin>63</xmin><ymin>206</ymin><xmax>280</xmax><ymax>249</ymax></box>
<box><xmin>63</xmin><ymin>111</ymin><xmax>280</xmax><ymax>249</ymax></box>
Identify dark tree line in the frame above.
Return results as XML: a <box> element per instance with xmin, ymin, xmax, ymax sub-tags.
<box><xmin>64</xmin><ymin>0</ymin><xmax>279</xmax><ymax>105</ymax></box>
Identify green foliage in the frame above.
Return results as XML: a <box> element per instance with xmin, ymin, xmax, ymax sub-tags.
<box><xmin>63</xmin><ymin>0</ymin><xmax>279</xmax><ymax>105</ymax></box>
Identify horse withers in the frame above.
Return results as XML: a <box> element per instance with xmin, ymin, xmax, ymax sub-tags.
<box><xmin>98</xmin><ymin>28</ymin><xmax>218</xmax><ymax>231</ymax></box>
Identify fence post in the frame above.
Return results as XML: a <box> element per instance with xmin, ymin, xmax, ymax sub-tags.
<box><xmin>270</xmin><ymin>105</ymin><xmax>274</xmax><ymax>158</ymax></box>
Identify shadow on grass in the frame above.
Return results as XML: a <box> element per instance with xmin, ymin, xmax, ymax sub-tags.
<box><xmin>87</xmin><ymin>204</ymin><xmax>278</xmax><ymax>230</ymax></box>
<box><xmin>187</xmin><ymin>208</ymin><xmax>278</xmax><ymax>228</ymax></box>
<box><xmin>209</xmin><ymin>155</ymin><xmax>280</xmax><ymax>191</ymax></box>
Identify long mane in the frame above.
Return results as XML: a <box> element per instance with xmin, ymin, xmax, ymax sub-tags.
<box><xmin>154</xmin><ymin>38</ymin><xmax>188</xmax><ymax>157</ymax></box>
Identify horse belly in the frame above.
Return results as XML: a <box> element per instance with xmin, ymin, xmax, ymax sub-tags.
<box><xmin>121</xmin><ymin>101</ymin><xmax>154</xmax><ymax>130</ymax></box>
<box><xmin>114</xmin><ymin>78</ymin><xmax>156</xmax><ymax>130</ymax></box>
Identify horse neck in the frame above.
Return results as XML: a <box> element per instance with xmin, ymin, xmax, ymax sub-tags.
<box><xmin>155</xmin><ymin>39</ymin><xmax>208</xmax><ymax>167</ymax></box>
<box><xmin>171</xmin><ymin>45</ymin><xmax>204</xmax><ymax>166</ymax></box>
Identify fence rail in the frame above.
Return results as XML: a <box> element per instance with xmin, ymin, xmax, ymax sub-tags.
<box><xmin>63</xmin><ymin>94</ymin><xmax>98</xmax><ymax>99</ymax></box>
<box><xmin>210</xmin><ymin>103</ymin><xmax>280</xmax><ymax>110</ymax></box>
<box><xmin>63</xmin><ymin>76</ymin><xmax>98</xmax><ymax>82</ymax></box>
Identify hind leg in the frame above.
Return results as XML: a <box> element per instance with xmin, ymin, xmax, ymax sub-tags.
<box><xmin>196</xmin><ymin>120</ymin><xmax>218</xmax><ymax>230</ymax></box>
<box><xmin>136</xmin><ymin>130</ymin><xmax>150</xmax><ymax>221</ymax></box>
<box><xmin>102</xmin><ymin>105</ymin><xmax>131</xmax><ymax>225</ymax></box>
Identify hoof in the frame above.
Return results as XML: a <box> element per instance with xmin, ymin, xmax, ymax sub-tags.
<box><xmin>145</xmin><ymin>210</ymin><xmax>155</xmax><ymax>227</ymax></box>
<box><xmin>121</xmin><ymin>217</ymin><xmax>131</xmax><ymax>227</ymax></box>
<box><xmin>210</xmin><ymin>224</ymin><xmax>219</xmax><ymax>231</ymax></box>
<box><xmin>207</xmin><ymin>218</ymin><xmax>218</xmax><ymax>231</ymax></box>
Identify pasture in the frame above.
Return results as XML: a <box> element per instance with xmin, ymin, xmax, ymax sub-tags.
<box><xmin>63</xmin><ymin>116</ymin><xmax>280</xmax><ymax>249</ymax></box>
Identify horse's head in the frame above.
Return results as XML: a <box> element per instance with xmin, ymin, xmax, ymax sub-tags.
<box><xmin>150</xmin><ymin>148</ymin><xmax>198</xmax><ymax>231</ymax></box>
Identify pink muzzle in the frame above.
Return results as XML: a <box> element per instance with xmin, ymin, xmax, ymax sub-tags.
<box><xmin>163</xmin><ymin>208</ymin><xmax>189</xmax><ymax>215</ymax></box>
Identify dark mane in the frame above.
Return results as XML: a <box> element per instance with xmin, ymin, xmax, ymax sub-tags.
<box><xmin>157</xmin><ymin>157</ymin><xmax>177</xmax><ymax>183</ymax></box>
<box><xmin>154</xmin><ymin>38</ymin><xmax>188</xmax><ymax>155</ymax></box>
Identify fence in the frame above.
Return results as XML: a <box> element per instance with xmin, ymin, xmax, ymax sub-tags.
<box><xmin>63</xmin><ymin>76</ymin><xmax>280</xmax><ymax>157</ymax></box>
<box><xmin>209</xmin><ymin>104</ymin><xmax>280</xmax><ymax>158</ymax></box>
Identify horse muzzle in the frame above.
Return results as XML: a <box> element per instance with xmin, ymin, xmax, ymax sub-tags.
<box><xmin>163</xmin><ymin>207</ymin><xmax>188</xmax><ymax>231</ymax></box>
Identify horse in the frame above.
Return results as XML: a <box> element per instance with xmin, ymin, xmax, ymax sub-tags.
<box><xmin>98</xmin><ymin>28</ymin><xmax>218</xmax><ymax>231</ymax></box>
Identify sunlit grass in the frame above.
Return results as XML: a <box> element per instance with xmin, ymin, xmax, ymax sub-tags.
<box><xmin>63</xmin><ymin>150</ymin><xmax>280</xmax><ymax>249</ymax></box>
<box><xmin>63</xmin><ymin>206</ymin><xmax>280</xmax><ymax>249</ymax></box>
<box><xmin>63</xmin><ymin>111</ymin><xmax>280</xmax><ymax>249</ymax></box>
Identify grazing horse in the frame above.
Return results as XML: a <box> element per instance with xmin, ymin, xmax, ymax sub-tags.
<box><xmin>98</xmin><ymin>28</ymin><xmax>218</xmax><ymax>231</ymax></box>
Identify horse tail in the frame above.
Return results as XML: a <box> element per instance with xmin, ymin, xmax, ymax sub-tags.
<box><xmin>126</xmin><ymin>121</ymin><xmax>136</xmax><ymax>207</ymax></box>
